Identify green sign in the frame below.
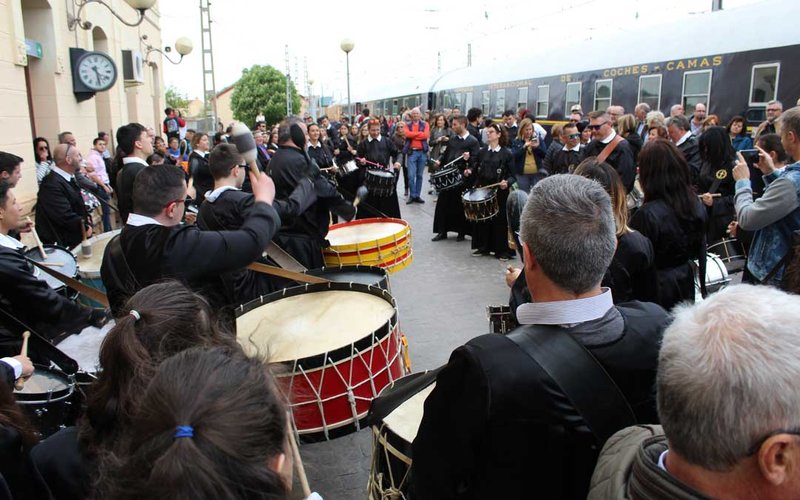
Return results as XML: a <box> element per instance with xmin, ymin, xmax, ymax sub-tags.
<box><xmin>25</xmin><ymin>39</ymin><xmax>42</xmax><ymax>59</ymax></box>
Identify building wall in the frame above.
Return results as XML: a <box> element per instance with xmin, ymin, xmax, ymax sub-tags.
<box><xmin>0</xmin><ymin>0</ymin><xmax>166</xmax><ymax>208</ymax></box>
<box><xmin>214</xmin><ymin>89</ymin><xmax>234</xmax><ymax>128</ymax></box>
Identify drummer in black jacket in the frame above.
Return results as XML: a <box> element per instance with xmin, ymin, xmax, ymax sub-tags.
<box><xmin>197</xmin><ymin>143</ymin><xmax>318</xmax><ymax>301</ymax></box>
<box><xmin>268</xmin><ymin>118</ymin><xmax>355</xmax><ymax>269</ymax></box>
<box><xmin>355</xmin><ymin>118</ymin><xmax>402</xmax><ymax>219</ymax></box>
<box><xmin>432</xmin><ymin>116</ymin><xmax>479</xmax><ymax>242</ymax></box>
<box><xmin>100</xmin><ymin>165</ymin><xmax>279</xmax><ymax>320</ymax></box>
<box><xmin>0</xmin><ymin>182</ymin><xmax>106</xmax><ymax>357</ymax></box>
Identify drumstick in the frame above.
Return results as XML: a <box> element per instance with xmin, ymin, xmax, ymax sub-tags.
<box><xmin>27</xmin><ymin>217</ymin><xmax>47</xmax><ymax>261</ymax></box>
<box><xmin>287</xmin><ymin>415</ymin><xmax>312</xmax><ymax>497</ymax></box>
<box><xmin>356</xmin><ymin>157</ymin><xmax>388</xmax><ymax>170</ymax></box>
<box><xmin>13</xmin><ymin>331</ymin><xmax>30</xmax><ymax>391</ymax></box>
<box><xmin>440</xmin><ymin>155</ymin><xmax>464</xmax><ymax>170</ymax></box>
<box><xmin>698</xmin><ymin>193</ymin><xmax>722</xmax><ymax>198</ymax></box>
<box><xmin>479</xmin><ymin>181</ymin><xmax>506</xmax><ymax>190</ymax></box>
<box><xmin>38</xmin><ymin>261</ymin><xmax>66</xmax><ymax>268</ymax></box>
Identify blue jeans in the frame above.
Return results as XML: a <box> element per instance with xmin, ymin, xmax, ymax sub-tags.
<box><xmin>407</xmin><ymin>150</ymin><xmax>426</xmax><ymax>199</ymax></box>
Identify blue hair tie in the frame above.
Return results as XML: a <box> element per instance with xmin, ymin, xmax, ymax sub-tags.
<box><xmin>174</xmin><ymin>425</ymin><xmax>194</xmax><ymax>439</ymax></box>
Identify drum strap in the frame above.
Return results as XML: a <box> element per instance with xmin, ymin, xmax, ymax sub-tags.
<box><xmin>0</xmin><ymin>306</ymin><xmax>79</xmax><ymax>374</ymax></box>
<box><xmin>506</xmin><ymin>323</ymin><xmax>636</xmax><ymax>444</ymax></box>
<box><xmin>24</xmin><ymin>256</ymin><xmax>110</xmax><ymax>307</ymax></box>
<box><xmin>596</xmin><ymin>135</ymin><xmax>623</xmax><ymax>164</ymax></box>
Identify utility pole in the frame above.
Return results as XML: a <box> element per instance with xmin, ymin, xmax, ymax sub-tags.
<box><xmin>467</xmin><ymin>43</ymin><xmax>472</xmax><ymax>67</ymax></box>
<box><xmin>285</xmin><ymin>45</ymin><xmax>292</xmax><ymax>116</ymax></box>
<box><xmin>199</xmin><ymin>0</ymin><xmax>217</xmax><ymax>129</ymax></box>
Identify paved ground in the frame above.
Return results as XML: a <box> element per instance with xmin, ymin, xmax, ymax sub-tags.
<box><xmin>293</xmin><ymin>177</ymin><xmax>515</xmax><ymax>499</ymax></box>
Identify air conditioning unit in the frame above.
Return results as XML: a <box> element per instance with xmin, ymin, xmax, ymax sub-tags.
<box><xmin>121</xmin><ymin>50</ymin><xmax>144</xmax><ymax>85</ymax></box>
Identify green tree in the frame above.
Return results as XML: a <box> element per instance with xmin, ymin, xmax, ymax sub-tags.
<box><xmin>164</xmin><ymin>85</ymin><xmax>189</xmax><ymax>111</ymax></box>
<box><xmin>230</xmin><ymin>64</ymin><xmax>301</xmax><ymax>126</ymax></box>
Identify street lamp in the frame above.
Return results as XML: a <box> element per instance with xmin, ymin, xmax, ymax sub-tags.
<box><xmin>142</xmin><ymin>35</ymin><xmax>193</xmax><ymax>67</ymax></box>
<box><xmin>340</xmin><ymin>39</ymin><xmax>354</xmax><ymax>121</ymax></box>
<box><xmin>68</xmin><ymin>0</ymin><xmax>157</xmax><ymax>30</ymax></box>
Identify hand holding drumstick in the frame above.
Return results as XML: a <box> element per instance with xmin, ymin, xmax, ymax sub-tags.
<box><xmin>13</xmin><ymin>332</ymin><xmax>32</xmax><ymax>390</ymax></box>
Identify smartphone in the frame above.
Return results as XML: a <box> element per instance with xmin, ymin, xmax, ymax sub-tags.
<box><xmin>740</xmin><ymin>149</ymin><xmax>760</xmax><ymax>166</ymax></box>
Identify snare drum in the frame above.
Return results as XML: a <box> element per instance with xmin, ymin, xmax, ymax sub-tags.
<box><xmin>462</xmin><ymin>187</ymin><xmax>500</xmax><ymax>222</ymax></box>
<box><xmin>365</xmin><ymin>170</ymin><xmax>396</xmax><ymax>198</ymax></box>
<box><xmin>324</xmin><ymin>218</ymin><xmax>413</xmax><ymax>273</ymax></box>
<box><xmin>429</xmin><ymin>166</ymin><xmax>463</xmax><ymax>192</ymax></box>
<box><xmin>72</xmin><ymin>229</ymin><xmax>120</xmax><ymax>307</ymax></box>
<box><xmin>24</xmin><ymin>245</ymin><xmax>79</xmax><ymax>296</ymax></box>
<box><xmin>336</xmin><ymin>159</ymin><xmax>359</xmax><ymax>177</ymax></box>
<box><xmin>236</xmin><ymin>281</ymin><xmax>407</xmax><ymax>442</ymax></box>
<box><xmin>695</xmin><ymin>253</ymin><xmax>731</xmax><ymax>301</ymax></box>
<box><xmin>368</xmin><ymin>374</ymin><xmax>436</xmax><ymax>499</ymax></box>
<box><xmin>15</xmin><ymin>365</ymin><xmax>76</xmax><ymax>438</ymax></box>
<box><xmin>304</xmin><ymin>265</ymin><xmax>390</xmax><ymax>292</ymax></box>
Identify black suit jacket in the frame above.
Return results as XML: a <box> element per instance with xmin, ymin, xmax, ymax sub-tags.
<box><xmin>36</xmin><ymin>171</ymin><xmax>86</xmax><ymax>248</ymax></box>
<box><xmin>582</xmin><ymin>138</ymin><xmax>636</xmax><ymax>192</ymax></box>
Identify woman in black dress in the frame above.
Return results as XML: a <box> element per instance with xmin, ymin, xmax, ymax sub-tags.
<box><xmin>307</xmin><ymin>123</ymin><xmax>336</xmax><ymax>182</ymax></box>
<box><xmin>187</xmin><ymin>132</ymin><xmax>212</xmax><ymax>204</ymax></box>
<box><xmin>333</xmin><ymin>123</ymin><xmax>359</xmax><ymax>201</ymax></box>
<box><xmin>697</xmin><ymin>126</ymin><xmax>737</xmax><ymax>243</ymax></box>
<box><xmin>470</xmin><ymin>123</ymin><xmax>514</xmax><ymax>260</ymax></box>
<box><xmin>574</xmin><ymin>158</ymin><xmax>658</xmax><ymax>303</ymax></box>
<box><xmin>631</xmin><ymin>139</ymin><xmax>707</xmax><ymax>310</ymax></box>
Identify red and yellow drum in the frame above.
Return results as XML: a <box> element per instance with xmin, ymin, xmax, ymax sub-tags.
<box><xmin>236</xmin><ymin>281</ymin><xmax>408</xmax><ymax>442</ymax></box>
<box><xmin>324</xmin><ymin>218</ymin><xmax>413</xmax><ymax>273</ymax></box>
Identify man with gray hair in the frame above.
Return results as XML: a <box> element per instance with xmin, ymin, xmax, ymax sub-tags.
<box><xmin>754</xmin><ymin>99</ymin><xmax>784</xmax><ymax>142</ymax></box>
<box><xmin>667</xmin><ymin>114</ymin><xmax>701</xmax><ymax>181</ymax></box>
<box><xmin>412</xmin><ymin>175</ymin><xmax>669</xmax><ymax>499</ymax></box>
<box><xmin>589</xmin><ymin>285</ymin><xmax>800</xmax><ymax>499</ymax></box>
<box><xmin>634</xmin><ymin>102</ymin><xmax>650</xmax><ymax>139</ymax></box>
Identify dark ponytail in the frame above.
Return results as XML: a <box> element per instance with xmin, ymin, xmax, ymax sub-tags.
<box><xmin>98</xmin><ymin>347</ymin><xmax>288</xmax><ymax>499</ymax></box>
<box><xmin>79</xmin><ymin>281</ymin><xmax>238</xmax><ymax>458</ymax></box>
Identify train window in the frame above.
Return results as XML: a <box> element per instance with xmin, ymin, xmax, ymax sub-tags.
<box><xmin>536</xmin><ymin>85</ymin><xmax>549</xmax><ymax>118</ymax></box>
<box><xmin>565</xmin><ymin>82</ymin><xmax>581</xmax><ymax>114</ymax></box>
<box><xmin>443</xmin><ymin>93</ymin><xmax>451</xmax><ymax>109</ymax></box>
<box><xmin>496</xmin><ymin>89</ymin><xmax>506</xmax><ymax>115</ymax></box>
<box><xmin>638</xmin><ymin>75</ymin><xmax>662</xmax><ymax>111</ymax></box>
<box><xmin>482</xmin><ymin>90</ymin><xmax>490</xmax><ymax>115</ymax></box>
<box><xmin>415</xmin><ymin>96</ymin><xmax>421</xmax><ymax>107</ymax></box>
<box><xmin>750</xmin><ymin>63</ymin><xmax>780</xmax><ymax>106</ymax></box>
<box><xmin>594</xmin><ymin>79</ymin><xmax>612</xmax><ymax>111</ymax></box>
<box><xmin>682</xmin><ymin>70</ymin><xmax>712</xmax><ymax>115</ymax></box>
<box><xmin>517</xmin><ymin>87</ymin><xmax>528</xmax><ymax>110</ymax></box>
<box><xmin>392</xmin><ymin>99</ymin><xmax>399</xmax><ymax>115</ymax></box>
<box><xmin>465</xmin><ymin>92</ymin><xmax>473</xmax><ymax>110</ymax></box>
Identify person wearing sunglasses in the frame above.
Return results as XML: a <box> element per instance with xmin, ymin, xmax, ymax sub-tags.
<box><xmin>582</xmin><ymin>110</ymin><xmax>636</xmax><ymax>192</ymax></box>
<box><xmin>550</xmin><ymin>123</ymin><xmax>585</xmax><ymax>175</ymax></box>
<box><xmin>33</xmin><ymin>137</ymin><xmax>53</xmax><ymax>184</ymax></box>
<box><xmin>589</xmin><ymin>285</ymin><xmax>800</xmax><ymax>500</ymax></box>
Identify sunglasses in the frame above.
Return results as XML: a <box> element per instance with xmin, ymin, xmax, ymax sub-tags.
<box><xmin>587</xmin><ymin>121</ymin><xmax>609</xmax><ymax>130</ymax></box>
<box><xmin>568</xmin><ymin>133</ymin><xmax>581</xmax><ymax>139</ymax></box>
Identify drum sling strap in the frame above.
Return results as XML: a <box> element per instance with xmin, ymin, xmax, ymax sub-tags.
<box><xmin>506</xmin><ymin>322</ymin><xmax>636</xmax><ymax>445</ymax></box>
<box><xmin>596</xmin><ymin>135</ymin><xmax>623</xmax><ymax>164</ymax></box>
<box><xmin>0</xmin><ymin>306</ymin><xmax>79</xmax><ymax>375</ymax></box>
<box><xmin>23</xmin><ymin>256</ymin><xmax>110</xmax><ymax>307</ymax></box>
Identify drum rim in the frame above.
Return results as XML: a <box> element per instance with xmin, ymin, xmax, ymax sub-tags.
<box><xmin>24</xmin><ymin>245</ymin><xmax>79</xmax><ymax>287</ymax></box>
<box><xmin>462</xmin><ymin>187</ymin><xmax>499</xmax><ymax>202</ymax></box>
<box><xmin>14</xmin><ymin>364</ymin><xmax>75</xmax><ymax>402</ymax></box>
<box><xmin>325</xmin><ymin>246</ymin><xmax>413</xmax><ymax>269</ymax></box>
<box><xmin>304</xmin><ymin>265</ymin><xmax>389</xmax><ymax>289</ymax></box>
<box><xmin>326</xmin><ymin>218</ymin><xmax>411</xmax><ymax>252</ymax></box>
<box><xmin>236</xmin><ymin>281</ymin><xmax>398</xmax><ymax>367</ymax></box>
<box><xmin>373</xmin><ymin>373</ymin><xmax>436</xmax><ymax>462</ymax></box>
<box><xmin>70</xmin><ymin>228</ymin><xmax>121</xmax><ymax>256</ymax></box>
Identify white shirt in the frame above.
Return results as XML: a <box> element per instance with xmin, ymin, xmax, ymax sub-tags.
<box><xmin>600</xmin><ymin>129</ymin><xmax>618</xmax><ymax>145</ymax></box>
<box><xmin>122</xmin><ymin>156</ymin><xmax>148</xmax><ymax>167</ymax></box>
<box><xmin>50</xmin><ymin>165</ymin><xmax>74</xmax><ymax>183</ymax></box>
<box><xmin>533</xmin><ymin>122</ymin><xmax>548</xmax><ymax>141</ymax></box>
<box><xmin>676</xmin><ymin>131</ymin><xmax>692</xmax><ymax>147</ymax></box>
<box><xmin>562</xmin><ymin>143</ymin><xmax>582</xmax><ymax>152</ymax></box>
<box><xmin>516</xmin><ymin>288</ymin><xmax>614</xmax><ymax>326</ymax></box>
<box><xmin>0</xmin><ymin>233</ymin><xmax>24</xmax><ymax>250</ymax></box>
<box><xmin>126</xmin><ymin>213</ymin><xmax>163</xmax><ymax>227</ymax></box>
<box><xmin>658</xmin><ymin>450</ymin><xmax>669</xmax><ymax>472</ymax></box>
<box><xmin>0</xmin><ymin>358</ymin><xmax>22</xmax><ymax>379</ymax></box>
<box><xmin>488</xmin><ymin>144</ymin><xmax>501</xmax><ymax>153</ymax></box>
<box><xmin>367</xmin><ymin>135</ymin><xmax>383</xmax><ymax>142</ymax></box>
<box><xmin>458</xmin><ymin>130</ymin><xmax>470</xmax><ymax>140</ymax></box>
<box><xmin>205</xmin><ymin>185</ymin><xmax>240</xmax><ymax>203</ymax></box>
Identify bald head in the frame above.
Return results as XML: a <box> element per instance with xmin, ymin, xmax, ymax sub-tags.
<box><xmin>52</xmin><ymin>143</ymin><xmax>79</xmax><ymax>172</ymax></box>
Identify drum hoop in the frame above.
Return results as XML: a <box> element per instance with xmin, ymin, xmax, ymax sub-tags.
<box><xmin>14</xmin><ymin>364</ymin><xmax>75</xmax><ymax>402</ymax></box>
<box><xmin>304</xmin><ymin>265</ymin><xmax>389</xmax><ymax>290</ymax></box>
<box><xmin>430</xmin><ymin>166</ymin><xmax>461</xmax><ymax>178</ymax></box>
<box><xmin>366</xmin><ymin>170</ymin><xmax>395</xmax><ymax>180</ymax></box>
<box><xmin>326</xmin><ymin>218</ymin><xmax>411</xmax><ymax>253</ymax></box>
<box><xmin>324</xmin><ymin>246</ymin><xmax>413</xmax><ymax>270</ymax></box>
<box><xmin>236</xmin><ymin>281</ymin><xmax>398</xmax><ymax>367</ymax></box>
<box><xmin>325</xmin><ymin>234</ymin><xmax>411</xmax><ymax>258</ymax></box>
<box><xmin>24</xmin><ymin>245</ymin><xmax>79</xmax><ymax>288</ymax></box>
<box><xmin>462</xmin><ymin>188</ymin><xmax>499</xmax><ymax>203</ymax></box>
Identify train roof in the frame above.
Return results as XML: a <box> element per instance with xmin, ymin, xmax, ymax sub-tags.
<box><xmin>432</xmin><ymin>0</ymin><xmax>798</xmax><ymax>91</ymax></box>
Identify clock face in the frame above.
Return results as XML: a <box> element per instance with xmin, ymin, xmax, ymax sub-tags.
<box><xmin>77</xmin><ymin>52</ymin><xmax>117</xmax><ymax>92</ymax></box>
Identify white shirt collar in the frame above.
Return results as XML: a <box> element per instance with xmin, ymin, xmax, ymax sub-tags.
<box><xmin>562</xmin><ymin>143</ymin><xmax>582</xmax><ymax>152</ymax></box>
<box><xmin>676</xmin><ymin>131</ymin><xmax>692</xmax><ymax>146</ymax></box>
<box><xmin>205</xmin><ymin>185</ymin><xmax>240</xmax><ymax>203</ymax></box>
<box><xmin>126</xmin><ymin>213</ymin><xmax>163</xmax><ymax>227</ymax></box>
<box><xmin>368</xmin><ymin>135</ymin><xmax>382</xmax><ymax>142</ymax></box>
<box><xmin>51</xmin><ymin>165</ymin><xmax>74</xmax><ymax>182</ymax></box>
<box><xmin>0</xmin><ymin>233</ymin><xmax>24</xmax><ymax>250</ymax></box>
<box><xmin>600</xmin><ymin>129</ymin><xmax>618</xmax><ymax>144</ymax></box>
<box><xmin>458</xmin><ymin>130</ymin><xmax>470</xmax><ymax>139</ymax></box>
<box><xmin>516</xmin><ymin>288</ymin><xmax>614</xmax><ymax>326</ymax></box>
<box><xmin>123</xmin><ymin>156</ymin><xmax>148</xmax><ymax>166</ymax></box>
<box><xmin>658</xmin><ymin>450</ymin><xmax>669</xmax><ymax>472</ymax></box>
<box><xmin>308</xmin><ymin>140</ymin><xmax>321</xmax><ymax>148</ymax></box>
<box><xmin>488</xmin><ymin>144</ymin><xmax>501</xmax><ymax>152</ymax></box>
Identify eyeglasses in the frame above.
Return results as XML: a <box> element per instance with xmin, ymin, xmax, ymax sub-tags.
<box><xmin>163</xmin><ymin>198</ymin><xmax>186</xmax><ymax>209</ymax></box>
<box><xmin>568</xmin><ymin>133</ymin><xmax>581</xmax><ymax>139</ymax></box>
<box><xmin>37</xmin><ymin>146</ymin><xmax>49</xmax><ymax>151</ymax></box>
<box><xmin>587</xmin><ymin>121</ymin><xmax>609</xmax><ymax>131</ymax></box>
<box><xmin>746</xmin><ymin>428</ymin><xmax>800</xmax><ymax>456</ymax></box>
<box><xmin>767</xmin><ymin>108</ymin><xmax>781</xmax><ymax>112</ymax></box>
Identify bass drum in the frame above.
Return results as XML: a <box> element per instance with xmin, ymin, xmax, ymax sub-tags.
<box><xmin>304</xmin><ymin>265</ymin><xmax>390</xmax><ymax>292</ymax></box>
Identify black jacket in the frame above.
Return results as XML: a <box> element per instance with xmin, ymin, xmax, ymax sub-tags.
<box><xmin>582</xmin><ymin>137</ymin><xmax>636</xmax><ymax>192</ymax></box>
<box><xmin>0</xmin><ymin>246</ymin><xmax>92</xmax><ymax>356</ymax></box>
<box><xmin>624</xmin><ymin>132</ymin><xmax>643</xmax><ymax>160</ymax></box>
<box><xmin>188</xmin><ymin>151</ymin><xmax>213</xmax><ymax>205</ymax></box>
<box><xmin>411</xmin><ymin>302</ymin><xmax>669</xmax><ymax>499</ymax></box>
<box><xmin>678</xmin><ymin>136</ymin><xmax>702</xmax><ymax>183</ymax></box>
<box><xmin>100</xmin><ymin>202</ymin><xmax>280</xmax><ymax>316</ymax></box>
<box><xmin>115</xmin><ymin>159</ymin><xmax>148</xmax><ymax>223</ymax></box>
<box><xmin>550</xmin><ymin>145</ymin><xmax>585</xmax><ymax>175</ymax></box>
<box><xmin>35</xmin><ymin>171</ymin><xmax>86</xmax><ymax>248</ymax></box>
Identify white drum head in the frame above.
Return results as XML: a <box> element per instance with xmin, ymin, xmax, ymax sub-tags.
<box><xmin>74</xmin><ymin>229</ymin><xmax>121</xmax><ymax>276</ymax></box>
<box><xmin>15</xmin><ymin>370</ymin><xmax>69</xmax><ymax>394</ymax></box>
<box><xmin>327</xmin><ymin>222</ymin><xmax>406</xmax><ymax>247</ymax></box>
<box><xmin>383</xmin><ymin>384</ymin><xmax>434</xmax><ymax>444</ymax></box>
<box><xmin>237</xmin><ymin>290</ymin><xmax>395</xmax><ymax>362</ymax></box>
<box><xmin>57</xmin><ymin>321</ymin><xmax>115</xmax><ymax>373</ymax></box>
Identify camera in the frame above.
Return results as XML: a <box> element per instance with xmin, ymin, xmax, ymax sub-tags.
<box><xmin>740</xmin><ymin>149</ymin><xmax>760</xmax><ymax>166</ymax></box>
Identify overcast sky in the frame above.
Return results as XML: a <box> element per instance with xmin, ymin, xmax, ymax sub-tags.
<box><xmin>159</xmin><ymin>0</ymin><xmax>760</xmax><ymax>105</ymax></box>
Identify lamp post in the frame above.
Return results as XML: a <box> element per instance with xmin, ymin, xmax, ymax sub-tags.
<box><xmin>68</xmin><ymin>0</ymin><xmax>157</xmax><ymax>30</ymax></box>
<box><xmin>340</xmin><ymin>39</ymin><xmax>354</xmax><ymax>121</ymax></box>
<box><xmin>142</xmin><ymin>35</ymin><xmax>193</xmax><ymax>66</ymax></box>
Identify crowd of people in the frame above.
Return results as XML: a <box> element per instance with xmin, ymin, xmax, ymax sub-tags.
<box><xmin>0</xmin><ymin>91</ymin><xmax>798</xmax><ymax>498</ymax></box>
